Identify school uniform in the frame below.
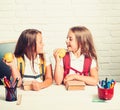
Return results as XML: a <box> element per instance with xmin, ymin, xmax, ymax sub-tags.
<box><xmin>21</xmin><ymin>54</ymin><xmax>51</xmax><ymax>82</ymax></box>
<box><xmin>60</xmin><ymin>52</ymin><xmax>97</xmax><ymax>75</ymax></box>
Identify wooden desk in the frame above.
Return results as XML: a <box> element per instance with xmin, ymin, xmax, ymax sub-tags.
<box><xmin>0</xmin><ymin>83</ymin><xmax>120</xmax><ymax>110</ymax></box>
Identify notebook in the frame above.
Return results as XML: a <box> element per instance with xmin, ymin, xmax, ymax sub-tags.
<box><xmin>65</xmin><ymin>80</ymin><xmax>85</xmax><ymax>90</ymax></box>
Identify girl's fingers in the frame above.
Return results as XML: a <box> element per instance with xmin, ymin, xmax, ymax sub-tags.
<box><xmin>54</xmin><ymin>48</ymin><xmax>62</xmax><ymax>56</ymax></box>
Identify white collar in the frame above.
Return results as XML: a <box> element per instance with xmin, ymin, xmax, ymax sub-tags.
<box><xmin>70</xmin><ymin>52</ymin><xmax>84</xmax><ymax>60</ymax></box>
<box><xmin>24</xmin><ymin>55</ymin><xmax>39</xmax><ymax>64</ymax></box>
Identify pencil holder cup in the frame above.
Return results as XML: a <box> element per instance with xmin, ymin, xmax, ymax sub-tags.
<box><xmin>5</xmin><ymin>87</ymin><xmax>17</xmax><ymax>101</ymax></box>
<box><xmin>98</xmin><ymin>87</ymin><xmax>114</xmax><ymax>100</ymax></box>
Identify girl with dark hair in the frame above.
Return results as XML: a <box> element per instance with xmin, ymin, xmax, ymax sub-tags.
<box><xmin>4</xmin><ymin>29</ymin><xmax>52</xmax><ymax>91</ymax></box>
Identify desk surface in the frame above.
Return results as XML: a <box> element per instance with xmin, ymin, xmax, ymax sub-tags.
<box><xmin>0</xmin><ymin>83</ymin><xmax>120</xmax><ymax>110</ymax></box>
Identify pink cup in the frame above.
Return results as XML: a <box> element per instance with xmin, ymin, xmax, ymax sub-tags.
<box><xmin>98</xmin><ymin>87</ymin><xmax>114</xmax><ymax>100</ymax></box>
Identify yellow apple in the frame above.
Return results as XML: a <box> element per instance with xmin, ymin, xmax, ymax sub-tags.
<box><xmin>59</xmin><ymin>48</ymin><xmax>66</xmax><ymax>58</ymax></box>
<box><xmin>3</xmin><ymin>52</ymin><xmax>14</xmax><ymax>63</ymax></box>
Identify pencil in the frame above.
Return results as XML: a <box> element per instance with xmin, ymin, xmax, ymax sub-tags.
<box><xmin>16</xmin><ymin>94</ymin><xmax>22</xmax><ymax>105</ymax></box>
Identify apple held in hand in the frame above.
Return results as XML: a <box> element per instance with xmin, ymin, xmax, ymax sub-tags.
<box><xmin>3</xmin><ymin>52</ymin><xmax>14</xmax><ymax>63</ymax></box>
<box><xmin>59</xmin><ymin>48</ymin><xmax>66</xmax><ymax>58</ymax></box>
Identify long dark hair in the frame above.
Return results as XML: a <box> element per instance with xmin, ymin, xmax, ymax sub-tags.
<box><xmin>14</xmin><ymin>29</ymin><xmax>42</xmax><ymax>58</ymax></box>
<box><xmin>14</xmin><ymin>29</ymin><xmax>44</xmax><ymax>74</ymax></box>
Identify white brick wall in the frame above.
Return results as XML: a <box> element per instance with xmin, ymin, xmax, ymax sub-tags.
<box><xmin>0</xmin><ymin>0</ymin><xmax>120</xmax><ymax>81</ymax></box>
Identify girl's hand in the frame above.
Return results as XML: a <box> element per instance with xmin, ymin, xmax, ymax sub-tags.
<box><xmin>3</xmin><ymin>55</ymin><xmax>22</xmax><ymax>87</ymax></box>
<box><xmin>53</xmin><ymin>48</ymin><xmax>62</xmax><ymax>63</ymax></box>
<box><xmin>31</xmin><ymin>80</ymin><xmax>41</xmax><ymax>91</ymax></box>
<box><xmin>2</xmin><ymin>56</ymin><xmax>16</xmax><ymax>69</ymax></box>
<box><xmin>64</xmin><ymin>74</ymin><xmax>76</xmax><ymax>84</ymax></box>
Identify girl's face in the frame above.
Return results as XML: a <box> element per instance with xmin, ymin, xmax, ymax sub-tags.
<box><xmin>36</xmin><ymin>33</ymin><xmax>44</xmax><ymax>54</ymax></box>
<box><xmin>66</xmin><ymin>30</ymin><xmax>79</xmax><ymax>53</ymax></box>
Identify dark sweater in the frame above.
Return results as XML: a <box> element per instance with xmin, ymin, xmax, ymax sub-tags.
<box><xmin>0</xmin><ymin>59</ymin><xmax>11</xmax><ymax>85</ymax></box>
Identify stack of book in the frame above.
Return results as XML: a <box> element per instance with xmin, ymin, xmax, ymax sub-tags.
<box><xmin>65</xmin><ymin>80</ymin><xmax>85</xmax><ymax>90</ymax></box>
<box><xmin>22</xmin><ymin>81</ymin><xmax>32</xmax><ymax>91</ymax></box>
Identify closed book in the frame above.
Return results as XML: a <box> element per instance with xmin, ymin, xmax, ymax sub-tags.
<box><xmin>23</xmin><ymin>81</ymin><xmax>32</xmax><ymax>91</ymax></box>
<box><xmin>65</xmin><ymin>80</ymin><xmax>85</xmax><ymax>90</ymax></box>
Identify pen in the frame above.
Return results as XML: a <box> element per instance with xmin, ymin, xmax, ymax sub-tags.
<box><xmin>4</xmin><ymin>77</ymin><xmax>10</xmax><ymax>88</ymax></box>
<box><xmin>99</xmin><ymin>78</ymin><xmax>116</xmax><ymax>89</ymax></box>
<box><xmin>107</xmin><ymin>81</ymin><xmax>111</xmax><ymax>88</ymax></box>
<box><xmin>16</xmin><ymin>94</ymin><xmax>22</xmax><ymax>105</ymax></box>
<box><xmin>13</xmin><ymin>78</ymin><xmax>19</xmax><ymax>88</ymax></box>
<box><xmin>104</xmin><ymin>77</ymin><xmax>108</xmax><ymax>88</ymax></box>
<box><xmin>101</xmin><ymin>80</ymin><xmax>105</xmax><ymax>88</ymax></box>
<box><xmin>110</xmin><ymin>81</ymin><xmax>115</xmax><ymax>88</ymax></box>
<box><xmin>97</xmin><ymin>83</ymin><xmax>103</xmax><ymax>88</ymax></box>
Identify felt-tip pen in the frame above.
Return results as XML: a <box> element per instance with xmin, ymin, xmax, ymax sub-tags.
<box><xmin>4</xmin><ymin>76</ymin><xmax>10</xmax><ymax>88</ymax></box>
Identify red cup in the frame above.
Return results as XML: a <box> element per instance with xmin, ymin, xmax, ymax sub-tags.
<box><xmin>98</xmin><ymin>87</ymin><xmax>114</xmax><ymax>100</ymax></box>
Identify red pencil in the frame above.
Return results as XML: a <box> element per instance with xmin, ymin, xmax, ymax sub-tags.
<box><xmin>4</xmin><ymin>77</ymin><xmax>10</xmax><ymax>88</ymax></box>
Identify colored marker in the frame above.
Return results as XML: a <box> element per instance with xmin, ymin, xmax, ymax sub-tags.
<box><xmin>13</xmin><ymin>78</ymin><xmax>19</xmax><ymax>88</ymax></box>
<box><xmin>104</xmin><ymin>77</ymin><xmax>108</xmax><ymax>88</ymax></box>
<box><xmin>4</xmin><ymin>77</ymin><xmax>10</xmax><ymax>88</ymax></box>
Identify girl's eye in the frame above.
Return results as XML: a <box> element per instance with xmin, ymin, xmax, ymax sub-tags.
<box><xmin>67</xmin><ymin>36</ymin><xmax>72</xmax><ymax>41</ymax></box>
<box><xmin>68</xmin><ymin>37</ymin><xmax>72</xmax><ymax>41</ymax></box>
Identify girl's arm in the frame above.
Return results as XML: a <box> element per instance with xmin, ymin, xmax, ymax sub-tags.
<box><xmin>54</xmin><ymin>62</ymin><xmax>64</xmax><ymax>85</ymax></box>
<box><xmin>32</xmin><ymin>64</ymin><xmax>53</xmax><ymax>91</ymax></box>
<box><xmin>40</xmin><ymin>64</ymin><xmax>53</xmax><ymax>88</ymax></box>
<box><xmin>64</xmin><ymin>67</ymin><xmax>98</xmax><ymax>86</ymax></box>
<box><xmin>10</xmin><ymin>66</ymin><xmax>22</xmax><ymax>87</ymax></box>
<box><xmin>53</xmin><ymin>49</ymin><xmax>64</xmax><ymax>85</ymax></box>
<box><xmin>3</xmin><ymin>58</ymin><xmax>22</xmax><ymax>87</ymax></box>
<box><xmin>77</xmin><ymin>67</ymin><xmax>98</xmax><ymax>85</ymax></box>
